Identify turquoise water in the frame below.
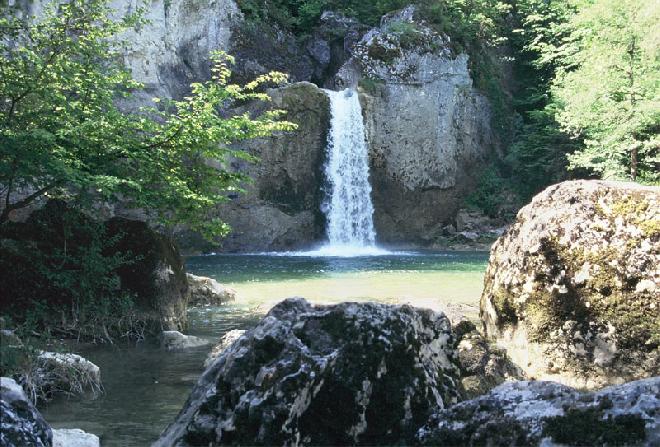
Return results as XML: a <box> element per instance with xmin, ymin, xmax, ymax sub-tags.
<box><xmin>41</xmin><ymin>251</ymin><xmax>488</xmax><ymax>446</ymax></box>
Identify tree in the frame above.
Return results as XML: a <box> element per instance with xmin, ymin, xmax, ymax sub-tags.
<box><xmin>0</xmin><ymin>0</ymin><xmax>295</xmax><ymax>237</ymax></box>
<box><xmin>551</xmin><ymin>0</ymin><xmax>659</xmax><ymax>182</ymax></box>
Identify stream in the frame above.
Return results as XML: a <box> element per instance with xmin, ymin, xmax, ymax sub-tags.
<box><xmin>40</xmin><ymin>250</ymin><xmax>488</xmax><ymax>446</ymax></box>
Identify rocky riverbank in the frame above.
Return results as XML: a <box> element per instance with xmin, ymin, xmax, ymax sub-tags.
<box><xmin>150</xmin><ymin>180</ymin><xmax>659</xmax><ymax>446</ymax></box>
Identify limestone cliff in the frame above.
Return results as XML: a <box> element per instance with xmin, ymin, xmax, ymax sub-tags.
<box><xmin>336</xmin><ymin>6</ymin><xmax>495</xmax><ymax>244</ymax></box>
<box><xmin>9</xmin><ymin>1</ymin><xmax>499</xmax><ymax>250</ymax></box>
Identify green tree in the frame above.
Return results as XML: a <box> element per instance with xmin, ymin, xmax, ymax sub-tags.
<box><xmin>0</xmin><ymin>0</ymin><xmax>295</xmax><ymax>237</ymax></box>
<box><xmin>551</xmin><ymin>0</ymin><xmax>659</xmax><ymax>182</ymax></box>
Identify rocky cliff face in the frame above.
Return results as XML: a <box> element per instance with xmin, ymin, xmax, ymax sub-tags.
<box><xmin>336</xmin><ymin>6</ymin><xmax>495</xmax><ymax>244</ymax></box>
<box><xmin>207</xmin><ymin>82</ymin><xmax>331</xmax><ymax>252</ymax></box>
<box><xmin>11</xmin><ymin>1</ymin><xmax>498</xmax><ymax>250</ymax></box>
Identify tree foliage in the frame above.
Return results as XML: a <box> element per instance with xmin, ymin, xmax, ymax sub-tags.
<box><xmin>551</xmin><ymin>0</ymin><xmax>659</xmax><ymax>182</ymax></box>
<box><xmin>0</xmin><ymin>0</ymin><xmax>295</xmax><ymax>237</ymax></box>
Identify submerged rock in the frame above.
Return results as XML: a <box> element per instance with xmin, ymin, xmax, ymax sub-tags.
<box><xmin>52</xmin><ymin>428</ymin><xmax>100</xmax><ymax>447</ymax></box>
<box><xmin>418</xmin><ymin>377</ymin><xmax>660</xmax><ymax>446</ymax></box>
<box><xmin>0</xmin><ymin>377</ymin><xmax>52</xmax><ymax>447</ymax></box>
<box><xmin>481</xmin><ymin>180</ymin><xmax>660</xmax><ymax>388</ymax></box>
<box><xmin>204</xmin><ymin>329</ymin><xmax>246</xmax><ymax>368</ymax></box>
<box><xmin>155</xmin><ymin>298</ymin><xmax>461</xmax><ymax>446</ymax></box>
<box><xmin>187</xmin><ymin>274</ymin><xmax>236</xmax><ymax>306</ymax></box>
<box><xmin>161</xmin><ymin>331</ymin><xmax>209</xmax><ymax>351</ymax></box>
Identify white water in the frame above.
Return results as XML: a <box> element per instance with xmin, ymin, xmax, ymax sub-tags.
<box><xmin>311</xmin><ymin>88</ymin><xmax>385</xmax><ymax>257</ymax></box>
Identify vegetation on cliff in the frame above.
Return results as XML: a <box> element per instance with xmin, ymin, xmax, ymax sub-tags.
<box><xmin>0</xmin><ymin>0</ymin><xmax>293</xmax><ymax>341</ymax></box>
<box><xmin>237</xmin><ymin>0</ymin><xmax>659</xmax><ymax>214</ymax></box>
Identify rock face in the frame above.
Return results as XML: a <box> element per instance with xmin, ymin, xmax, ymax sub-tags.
<box><xmin>418</xmin><ymin>377</ymin><xmax>660</xmax><ymax>446</ymax></box>
<box><xmin>335</xmin><ymin>6</ymin><xmax>496</xmax><ymax>244</ymax></box>
<box><xmin>481</xmin><ymin>180</ymin><xmax>660</xmax><ymax>388</ymax></box>
<box><xmin>155</xmin><ymin>298</ymin><xmax>461</xmax><ymax>446</ymax></box>
<box><xmin>0</xmin><ymin>377</ymin><xmax>52</xmax><ymax>447</ymax></box>
<box><xmin>106</xmin><ymin>218</ymin><xmax>190</xmax><ymax>332</ymax></box>
<box><xmin>187</xmin><ymin>274</ymin><xmax>236</xmax><ymax>306</ymax></box>
<box><xmin>206</xmin><ymin>82</ymin><xmax>331</xmax><ymax>252</ymax></box>
<box><xmin>204</xmin><ymin>329</ymin><xmax>246</xmax><ymax>368</ymax></box>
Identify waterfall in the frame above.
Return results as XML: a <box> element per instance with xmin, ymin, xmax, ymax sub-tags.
<box><xmin>317</xmin><ymin>88</ymin><xmax>384</xmax><ymax>256</ymax></box>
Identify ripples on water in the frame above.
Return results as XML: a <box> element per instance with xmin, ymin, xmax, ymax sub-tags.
<box><xmin>41</xmin><ymin>251</ymin><xmax>488</xmax><ymax>446</ymax></box>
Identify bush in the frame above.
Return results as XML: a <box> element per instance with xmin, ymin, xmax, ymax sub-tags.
<box><xmin>0</xmin><ymin>201</ymin><xmax>143</xmax><ymax>342</ymax></box>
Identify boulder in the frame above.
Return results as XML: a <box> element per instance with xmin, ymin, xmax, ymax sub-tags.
<box><xmin>161</xmin><ymin>331</ymin><xmax>209</xmax><ymax>351</ymax></box>
<box><xmin>187</xmin><ymin>274</ymin><xmax>236</xmax><ymax>306</ymax></box>
<box><xmin>481</xmin><ymin>180</ymin><xmax>660</xmax><ymax>388</ymax></box>
<box><xmin>418</xmin><ymin>377</ymin><xmax>660</xmax><ymax>446</ymax></box>
<box><xmin>155</xmin><ymin>298</ymin><xmax>461</xmax><ymax>446</ymax></box>
<box><xmin>0</xmin><ymin>377</ymin><xmax>52</xmax><ymax>447</ymax></box>
<box><xmin>204</xmin><ymin>329</ymin><xmax>246</xmax><ymax>367</ymax></box>
<box><xmin>32</xmin><ymin>352</ymin><xmax>102</xmax><ymax>400</ymax></box>
<box><xmin>52</xmin><ymin>428</ymin><xmax>100</xmax><ymax>447</ymax></box>
<box><xmin>455</xmin><ymin>327</ymin><xmax>525</xmax><ymax>399</ymax></box>
<box><xmin>105</xmin><ymin>218</ymin><xmax>190</xmax><ymax>332</ymax></box>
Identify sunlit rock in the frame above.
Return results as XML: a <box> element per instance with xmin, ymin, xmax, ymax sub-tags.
<box><xmin>187</xmin><ymin>274</ymin><xmax>237</xmax><ymax>307</ymax></box>
<box><xmin>161</xmin><ymin>331</ymin><xmax>209</xmax><ymax>351</ymax></box>
<box><xmin>481</xmin><ymin>180</ymin><xmax>660</xmax><ymax>388</ymax></box>
<box><xmin>418</xmin><ymin>377</ymin><xmax>660</xmax><ymax>446</ymax></box>
<box><xmin>52</xmin><ymin>428</ymin><xmax>100</xmax><ymax>447</ymax></box>
<box><xmin>155</xmin><ymin>298</ymin><xmax>461</xmax><ymax>446</ymax></box>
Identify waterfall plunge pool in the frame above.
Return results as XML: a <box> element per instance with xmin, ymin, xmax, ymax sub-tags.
<box><xmin>40</xmin><ymin>250</ymin><xmax>488</xmax><ymax>446</ymax></box>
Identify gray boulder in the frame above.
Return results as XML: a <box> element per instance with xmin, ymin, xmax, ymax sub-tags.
<box><xmin>187</xmin><ymin>274</ymin><xmax>236</xmax><ymax>306</ymax></box>
<box><xmin>52</xmin><ymin>428</ymin><xmax>100</xmax><ymax>447</ymax></box>
<box><xmin>418</xmin><ymin>377</ymin><xmax>660</xmax><ymax>446</ymax></box>
<box><xmin>455</xmin><ymin>324</ymin><xmax>525</xmax><ymax>399</ymax></box>
<box><xmin>161</xmin><ymin>331</ymin><xmax>209</xmax><ymax>351</ymax></box>
<box><xmin>155</xmin><ymin>298</ymin><xmax>461</xmax><ymax>446</ymax></box>
<box><xmin>31</xmin><ymin>352</ymin><xmax>102</xmax><ymax>401</ymax></box>
<box><xmin>481</xmin><ymin>180</ymin><xmax>660</xmax><ymax>388</ymax></box>
<box><xmin>0</xmin><ymin>377</ymin><xmax>52</xmax><ymax>447</ymax></box>
<box><xmin>204</xmin><ymin>329</ymin><xmax>246</xmax><ymax>368</ymax></box>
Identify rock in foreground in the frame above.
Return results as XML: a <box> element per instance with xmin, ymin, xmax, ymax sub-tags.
<box><xmin>204</xmin><ymin>329</ymin><xmax>246</xmax><ymax>368</ymax></box>
<box><xmin>481</xmin><ymin>180</ymin><xmax>660</xmax><ymax>388</ymax></box>
<box><xmin>418</xmin><ymin>377</ymin><xmax>660</xmax><ymax>446</ymax></box>
<box><xmin>155</xmin><ymin>298</ymin><xmax>461</xmax><ymax>446</ymax></box>
<box><xmin>0</xmin><ymin>377</ymin><xmax>52</xmax><ymax>447</ymax></box>
<box><xmin>52</xmin><ymin>428</ymin><xmax>100</xmax><ymax>447</ymax></box>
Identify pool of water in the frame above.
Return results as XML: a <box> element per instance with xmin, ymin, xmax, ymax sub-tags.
<box><xmin>41</xmin><ymin>251</ymin><xmax>488</xmax><ymax>446</ymax></box>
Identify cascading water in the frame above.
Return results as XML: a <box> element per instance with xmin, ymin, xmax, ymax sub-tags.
<box><xmin>315</xmin><ymin>88</ymin><xmax>385</xmax><ymax>256</ymax></box>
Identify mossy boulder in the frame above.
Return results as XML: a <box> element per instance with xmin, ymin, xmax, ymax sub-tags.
<box><xmin>155</xmin><ymin>298</ymin><xmax>461</xmax><ymax>446</ymax></box>
<box><xmin>105</xmin><ymin>218</ymin><xmax>189</xmax><ymax>332</ymax></box>
<box><xmin>481</xmin><ymin>180</ymin><xmax>659</xmax><ymax>388</ymax></box>
<box><xmin>418</xmin><ymin>377</ymin><xmax>659</xmax><ymax>446</ymax></box>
